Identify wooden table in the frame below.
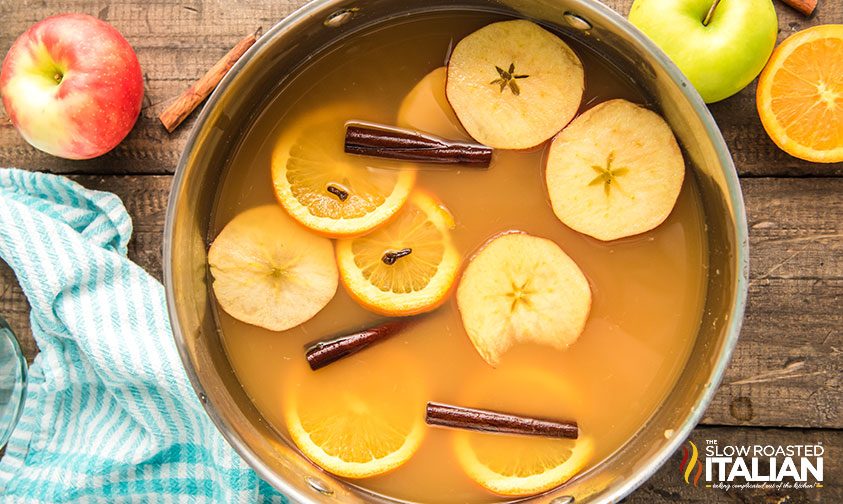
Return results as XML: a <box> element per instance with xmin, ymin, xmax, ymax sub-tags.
<box><xmin>0</xmin><ymin>0</ymin><xmax>840</xmax><ymax>501</ymax></box>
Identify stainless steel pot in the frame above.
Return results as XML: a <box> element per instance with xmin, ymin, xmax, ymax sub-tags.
<box><xmin>164</xmin><ymin>0</ymin><xmax>749</xmax><ymax>501</ymax></box>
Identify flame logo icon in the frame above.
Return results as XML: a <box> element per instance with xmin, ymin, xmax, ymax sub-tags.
<box><xmin>680</xmin><ymin>441</ymin><xmax>703</xmax><ymax>487</ymax></box>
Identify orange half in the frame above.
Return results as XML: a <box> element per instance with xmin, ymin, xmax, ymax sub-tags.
<box><xmin>757</xmin><ymin>24</ymin><xmax>843</xmax><ymax>163</ymax></box>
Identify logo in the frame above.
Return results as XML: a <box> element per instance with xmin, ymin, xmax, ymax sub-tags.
<box><xmin>680</xmin><ymin>441</ymin><xmax>703</xmax><ymax>487</ymax></box>
<box><xmin>678</xmin><ymin>439</ymin><xmax>825</xmax><ymax>491</ymax></box>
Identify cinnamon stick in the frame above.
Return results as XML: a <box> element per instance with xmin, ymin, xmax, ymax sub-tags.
<box><xmin>305</xmin><ymin>319</ymin><xmax>410</xmax><ymax>370</ymax></box>
<box><xmin>159</xmin><ymin>30</ymin><xmax>260</xmax><ymax>133</ymax></box>
<box><xmin>425</xmin><ymin>402</ymin><xmax>579</xmax><ymax>439</ymax></box>
<box><xmin>778</xmin><ymin>0</ymin><xmax>817</xmax><ymax>16</ymax></box>
<box><xmin>345</xmin><ymin>122</ymin><xmax>493</xmax><ymax>167</ymax></box>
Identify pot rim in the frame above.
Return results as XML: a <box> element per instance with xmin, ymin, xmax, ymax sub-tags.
<box><xmin>163</xmin><ymin>1</ymin><xmax>749</xmax><ymax>502</ymax></box>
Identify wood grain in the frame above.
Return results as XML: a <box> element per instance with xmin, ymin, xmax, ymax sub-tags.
<box><xmin>0</xmin><ymin>0</ymin><xmax>840</xmax><ymax>176</ymax></box>
<box><xmin>705</xmin><ymin>179</ymin><xmax>843</xmax><ymax>428</ymax></box>
<box><xmin>0</xmin><ymin>176</ymin><xmax>839</xmax><ymax>428</ymax></box>
<box><xmin>0</xmin><ymin>0</ymin><xmax>301</xmax><ymax>175</ymax></box>
<box><xmin>158</xmin><ymin>31</ymin><xmax>258</xmax><ymax>132</ymax></box>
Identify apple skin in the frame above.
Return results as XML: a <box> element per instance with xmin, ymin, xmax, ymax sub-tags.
<box><xmin>629</xmin><ymin>0</ymin><xmax>778</xmax><ymax>104</ymax></box>
<box><xmin>0</xmin><ymin>14</ymin><xmax>144</xmax><ymax>160</ymax></box>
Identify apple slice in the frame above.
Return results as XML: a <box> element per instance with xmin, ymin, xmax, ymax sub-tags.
<box><xmin>446</xmin><ymin>20</ymin><xmax>584</xmax><ymax>150</ymax></box>
<box><xmin>545</xmin><ymin>99</ymin><xmax>685</xmax><ymax>241</ymax></box>
<box><xmin>208</xmin><ymin>204</ymin><xmax>338</xmax><ymax>332</ymax></box>
<box><xmin>456</xmin><ymin>232</ymin><xmax>591</xmax><ymax>367</ymax></box>
<box><xmin>397</xmin><ymin>67</ymin><xmax>470</xmax><ymax>141</ymax></box>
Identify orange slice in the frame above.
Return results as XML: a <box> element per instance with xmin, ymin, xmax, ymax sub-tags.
<box><xmin>454</xmin><ymin>366</ymin><xmax>593</xmax><ymax>496</ymax></box>
<box><xmin>285</xmin><ymin>352</ymin><xmax>425</xmax><ymax>478</ymax></box>
<box><xmin>271</xmin><ymin>104</ymin><xmax>416</xmax><ymax>237</ymax></box>
<box><xmin>757</xmin><ymin>24</ymin><xmax>843</xmax><ymax>163</ymax></box>
<box><xmin>336</xmin><ymin>191</ymin><xmax>461</xmax><ymax>316</ymax></box>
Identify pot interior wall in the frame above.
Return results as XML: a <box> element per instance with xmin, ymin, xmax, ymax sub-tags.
<box><xmin>166</xmin><ymin>0</ymin><xmax>746</xmax><ymax>502</ymax></box>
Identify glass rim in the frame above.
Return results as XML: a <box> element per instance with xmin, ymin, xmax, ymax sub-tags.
<box><xmin>0</xmin><ymin>314</ymin><xmax>27</xmax><ymax>448</ymax></box>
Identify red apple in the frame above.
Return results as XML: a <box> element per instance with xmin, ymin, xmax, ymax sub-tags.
<box><xmin>0</xmin><ymin>14</ymin><xmax>143</xmax><ymax>160</ymax></box>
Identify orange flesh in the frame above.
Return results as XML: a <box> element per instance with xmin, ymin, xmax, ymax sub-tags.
<box><xmin>759</xmin><ymin>25</ymin><xmax>843</xmax><ymax>161</ymax></box>
<box><xmin>211</xmin><ymin>11</ymin><xmax>709</xmax><ymax>503</ymax></box>
<box><xmin>772</xmin><ymin>40</ymin><xmax>842</xmax><ymax>149</ymax></box>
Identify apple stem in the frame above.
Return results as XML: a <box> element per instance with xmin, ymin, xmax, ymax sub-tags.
<box><xmin>53</xmin><ymin>73</ymin><xmax>63</xmax><ymax>84</ymax></box>
<box><xmin>703</xmin><ymin>0</ymin><xmax>722</xmax><ymax>26</ymax></box>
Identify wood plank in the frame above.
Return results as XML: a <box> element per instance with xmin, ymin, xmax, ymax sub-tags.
<box><xmin>0</xmin><ymin>1</ymin><xmax>839</xmax><ymax>176</ymax></box>
<box><xmin>0</xmin><ymin>0</ymin><xmax>301</xmax><ymax>175</ymax></box>
<box><xmin>0</xmin><ymin>175</ymin><xmax>840</xmax><ymax>429</ymax></box>
<box><xmin>704</xmin><ymin>179</ymin><xmax>842</xmax><ymax>428</ymax></box>
<box><xmin>628</xmin><ymin>426</ymin><xmax>841</xmax><ymax>503</ymax></box>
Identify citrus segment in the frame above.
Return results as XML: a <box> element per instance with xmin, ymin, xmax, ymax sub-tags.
<box><xmin>757</xmin><ymin>24</ymin><xmax>843</xmax><ymax>163</ymax></box>
<box><xmin>336</xmin><ymin>191</ymin><xmax>460</xmax><ymax>316</ymax></box>
<box><xmin>285</xmin><ymin>353</ymin><xmax>425</xmax><ymax>478</ymax></box>
<box><xmin>454</xmin><ymin>367</ymin><xmax>593</xmax><ymax>496</ymax></box>
<box><xmin>272</xmin><ymin>104</ymin><xmax>416</xmax><ymax>237</ymax></box>
<box><xmin>208</xmin><ymin>204</ymin><xmax>338</xmax><ymax>331</ymax></box>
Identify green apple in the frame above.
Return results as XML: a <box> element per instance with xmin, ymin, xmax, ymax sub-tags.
<box><xmin>629</xmin><ymin>0</ymin><xmax>778</xmax><ymax>103</ymax></box>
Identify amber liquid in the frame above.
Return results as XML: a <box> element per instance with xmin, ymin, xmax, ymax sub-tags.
<box><xmin>212</xmin><ymin>10</ymin><xmax>709</xmax><ymax>503</ymax></box>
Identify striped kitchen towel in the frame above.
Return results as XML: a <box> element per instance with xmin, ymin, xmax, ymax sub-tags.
<box><xmin>0</xmin><ymin>168</ymin><xmax>285</xmax><ymax>503</ymax></box>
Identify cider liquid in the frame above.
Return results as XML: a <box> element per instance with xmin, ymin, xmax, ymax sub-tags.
<box><xmin>211</xmin><ymin>10</ymin><xmax>709</xmax><ymax>503</ymax></box>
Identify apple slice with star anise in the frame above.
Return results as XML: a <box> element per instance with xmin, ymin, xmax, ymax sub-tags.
<box><xmin>446</xmin><ymin>20</ymin><xmax>584</xmax><ymax>150</ymax></box>
<box><xmin>545</xmin><ymin>99</ymin><xmax>685</xmax><ymax>241</ymax></box>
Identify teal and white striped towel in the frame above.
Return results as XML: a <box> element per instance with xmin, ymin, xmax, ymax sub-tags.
<box><xmin>0</xmin><ymin>168</ymin><xmax>285</xmax><ymax>502</ymax></box>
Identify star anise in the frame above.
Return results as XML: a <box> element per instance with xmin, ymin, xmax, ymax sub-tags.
<box><xmin>588</xmin><ymin>152</ymin><xmax>631</xmax><ymax>197</ymax></box>
<box><xmin>490</xmin><ymin>63</ymin><xmax>529</xmax><ymax>96</ymax></box>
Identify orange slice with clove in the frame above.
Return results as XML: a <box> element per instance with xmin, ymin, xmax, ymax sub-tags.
<box><xmin>271</xmin><ymin>104</ymin><xmax>416</xmax><ymax>238</ymax></box>
<box><xmin>336</xmin><ymin>191</ymin><xmax>461</xmax><ymax>316</ymax></box>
